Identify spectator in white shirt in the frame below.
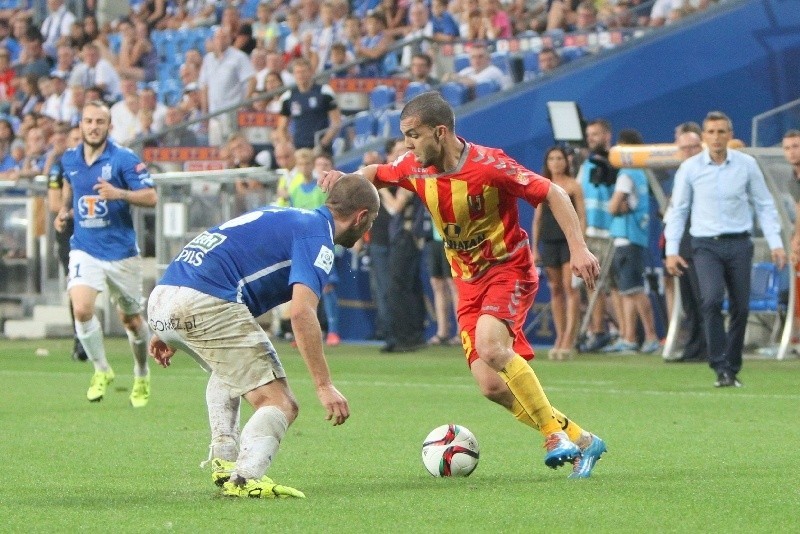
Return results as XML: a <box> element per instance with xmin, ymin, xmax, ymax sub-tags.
<box><xmin>69</xmin><ymin>42</ymin><xmax>121</xmax><ymax>101</ymax></box>
<box><xmin>41</xmin><ymin>71</ymin><xmax>76</xmax><ymax>122</ymax></box>
<box><xmin>443</xmin><ymin>42</ymin><xmax>510</xmax><ymax>90</ymax></box>
<box><xmin>41</xmin><ymin>0</ymin><xmax>76</xmax><ymax>59</ymax></box>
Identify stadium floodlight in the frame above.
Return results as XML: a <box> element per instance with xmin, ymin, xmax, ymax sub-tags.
<box><xmin>546</xmin><ymin>101</ymin><xmax>586</xmax><ymax>146</ymax></box>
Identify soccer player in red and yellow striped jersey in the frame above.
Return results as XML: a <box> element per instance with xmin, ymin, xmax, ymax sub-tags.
<box><xmin>321</xmin><ymin>92</ymin><xmax>607</xmax><ymax>477</ymax></box>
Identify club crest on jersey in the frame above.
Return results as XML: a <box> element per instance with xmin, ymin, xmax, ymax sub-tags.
<box><xmin>101</xmin><ymin>164</ymin><xmax>112</xmax><ymax>181</ymax></box>
<box><xmin>467</xmin><ymin>194</ymin><xmax>485</xmax><ymax>217</ymax></box>
<box><xmin>314</xmin><ymin>245</ymin><xmax>335</xmax><ymax>274</ymax></box>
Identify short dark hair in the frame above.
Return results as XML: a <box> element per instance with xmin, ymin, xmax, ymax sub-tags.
<box><xmin>401</xmin><ymin>91</ymin><xmax>455</xmax><ymax>131</ymax></box>
<box><xmin>617</xmin><ymin>128</ymin><xmax>643</xmax><ymax>145</ymax></box>
<box><xmin>411</xmin><ymin>53</ymin><xmax>432</xmax><ymax>68</ymax></box>
<box><xmin>783</xmin><ymin>129</ymin><xmax>800</xmax><ymax>139</ymax></box>
<box><xmin>587</xmin><ymin>118</ymin><xmax>611</xmax><ymax>133</ymax></box>
<box><xmin>326</xmin><ymin>174</ymin><xmax>380</xmax><ymax>217</ymax></box>
<box><xmin>703</xmin><ymin>111</ymin><xmax>732</xmax><ymax>131</ymax></box>
<box><xmin>675</xmin><ymin>121</ymin><xmax>701</xmax><ymax>135</ymax></box>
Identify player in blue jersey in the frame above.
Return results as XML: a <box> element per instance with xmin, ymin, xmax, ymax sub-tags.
<box><xmin>147</xmin><ymin>174</ymin><xmax>379</xmax><ymax>499</ymax></box>
<box><xmin>54</xmin><ymin>100</ymin><xmax>157</xmax><ymax>406</ymax></box>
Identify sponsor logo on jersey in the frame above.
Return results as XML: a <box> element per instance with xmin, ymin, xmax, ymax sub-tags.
<box><xmin>78</xmin><ymin>195</ymin><xmax>109</xmax><ymax>228</ymax></box>
<box><xmin>176</xmin><ymin>231</ymin><xmax>227</xmax><ymax>267</ymax></box>
<box><xmin>444</xmin><ymin>232</ymin><xmax>486</xmax><ymax>251</ymax></box>
<box><xmin>314</xmin><ymin>245</ymin><xmax>335</xmax><ymax>273</ymax></box>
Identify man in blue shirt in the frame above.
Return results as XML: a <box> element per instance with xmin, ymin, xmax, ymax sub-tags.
<box><xmin>276</xmin><ymin>58</ymin><xmax>341</xmax><ymax>151</ymax></box>
<box><xmin>664</xmin><ymin>111</ymin><xmax>786</xmax><ymax>387</ymax></box>
<box><xmin>601</xmin><ymin>129</ymin><xmax>661</xmax><ymax>354</ymax></box>
<box><xmin>54</xmin><ymin>100</ymin><xmax>157</xmax><ymax>406</ymax></box>
<box><xmin>148</xmin><ymin>174</ymin><xmax>379</xmax><ymax>499</ymax></box>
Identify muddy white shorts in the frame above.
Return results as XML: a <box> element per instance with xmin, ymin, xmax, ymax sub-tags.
<box><xmin>147</xmin><ymin>284</ymin><xmax>286</xmax><ymax>397</ymax></box>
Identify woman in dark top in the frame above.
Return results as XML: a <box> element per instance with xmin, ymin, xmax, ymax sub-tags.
<box><xmin>531</xmin><ymin>146</ymin><xmax>587</xmax><ymax>360</ymax></box>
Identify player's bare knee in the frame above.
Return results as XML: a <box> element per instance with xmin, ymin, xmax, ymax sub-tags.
<box><xmin>72</xmin><ymin>304</ymin><xmax>94</xmax><ymax>322</ymax></box>
<box><xmin>474</xmin><ymin>341</ymin><xmax>508</xmax><ymax>371</ymax></box>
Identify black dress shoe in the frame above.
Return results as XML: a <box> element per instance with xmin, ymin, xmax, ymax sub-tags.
<box><xmin>714</xmin><ymin>372</ymin><xmax>735</xmax><ymax>387</ymax></box>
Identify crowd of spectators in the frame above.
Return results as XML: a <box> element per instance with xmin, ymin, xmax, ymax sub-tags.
<box><xmin>0</xmin><ymin>0</ymin><xmax>726</xmax><ymax>180</ymax></box>
<box><xmin>0</xmin><ymin>0</ymin><xmax>725</xmax><ymax>338</ymax></box>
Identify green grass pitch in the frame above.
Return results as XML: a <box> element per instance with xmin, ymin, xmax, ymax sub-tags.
<box><xmin>1</xmin><ymin>338</ymin><xmax>798</xmax><ymax>533</ymax></box>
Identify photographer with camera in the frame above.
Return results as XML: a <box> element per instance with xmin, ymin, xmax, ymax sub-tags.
<box><xmin>578</xmin><ymin>119</ymin><xmax>622</xmax><ymax>352</ymax></box>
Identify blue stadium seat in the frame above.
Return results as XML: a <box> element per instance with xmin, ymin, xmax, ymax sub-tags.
<box><xmin>722</xmin><ymin>262</ymin><xmax>788</xmax><ymax>313</ymax></box>
<box><xmin>439</xmin><ymin>82</ymin><xmax>468</xmax><ymax>107</ymax></box>
<box><xmin>560</xmin><ymin>46</ymin><xmax>587</xmax><ymax>63</ymax></box>
<box><xmin>749</xmin><ymin>262</ymin><xmax>788</xmax><ymax>312</ymax></box>
<box><xmin>453</xmin><ymin>53</ymin><xmax>469</xmax><ymax>73</ymax></box>
<box><xmin>189</xmin><ymin>28</ymin><xmax>210</xmax><ymax>54</ymax></box>
<box><xmin>369</xmin><ymin>85</ymin><xmax>396</xmax><ymax>112</ymax></box>
<box><xmin>352</xmin><ymin>111</ymin><xmax>376</xmax><ymax>148</ymax></box>
<box><xmin>107</xmin><ymin>33</ymin><xmax>122</xmax><ymax>55</ymax></box>
<box><xmin>404</xmin><ymin>81</ymin><xmax>430</xmax><ymax>103</ymax></box>
<box><xmin>522</xmin><ymin>50</ymin><xmax>539</xmax><ymax>77</ymax></box>
<box><xmin>474</xmin><ymin>80</ymin><xmax>500</xmax><ymax>99</ymax></box>
<box><xmin>240</xmin><ymin>0</ymin><xmax>260</xmax><ymax>20</ymax></box>
<box><xmin>159</xmin><ymin>78</ymin><xmax>183</xmax><ymax>106</ymax></box>
<box><xmin>490</xmin><ymin>51</ymin><xmax>509</xmax><ymax>74</ymax></box>
<box><xmin>378</xmin><ymin>109</ymin><xmax>402</xmax><ymax>139</ymax></box>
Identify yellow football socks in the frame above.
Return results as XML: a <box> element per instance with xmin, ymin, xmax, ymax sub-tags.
<box><xmin>508</xmin><ymin>399</ymin><xmax>585</xmax><ymax>441</ymax></box>
<box><xmin>499</xmin><ymin>354</ymin><xmax>561</xmax><ymax>435</ymax></box>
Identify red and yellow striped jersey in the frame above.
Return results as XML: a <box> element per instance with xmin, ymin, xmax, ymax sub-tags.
<box><xmin>375</xmin><ymin>139</ymin><xmax>551</xmax><ymax>280</ymax></box>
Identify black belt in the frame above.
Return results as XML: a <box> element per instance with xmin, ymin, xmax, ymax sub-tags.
<box><xmin>710</xmin><ymin>232</ymin><xmax>750</xmax><ymax>240</ymax></box>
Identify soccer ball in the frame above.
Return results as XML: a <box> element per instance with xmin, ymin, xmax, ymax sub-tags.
<box><xmin>421</xmin><ymin>424</ymin><xmax>480</xmax><ymax>477</ymax></box>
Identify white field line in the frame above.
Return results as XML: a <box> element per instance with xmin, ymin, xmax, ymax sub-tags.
<box><xmin>2</xmin><ymin>368</ymin><xmax>799</xmax><ymax>400</ymax></box>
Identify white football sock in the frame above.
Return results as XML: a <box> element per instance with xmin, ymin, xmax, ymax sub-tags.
<box><xmin>234</xmin><ymin>406</ymin><xmax>288</xmax><ymax>481</ymax></box>
<box><xmin>75</xmin><ymin>317</ymin><xmax>110</xmax><ymax>372</ymax></box>
<box><xmin>206</xmin><ymin>373</ymin><xmax>241</xmax><ymax>461</ymax></box>
<box><xmin>126</xmin><ymin>319</ymin><xmax>150</xmax><ymax>378</ymax></box>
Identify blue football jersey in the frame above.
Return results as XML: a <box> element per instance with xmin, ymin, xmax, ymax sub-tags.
<box><xmin>62</xmin><ymin>140</ymin><xmax>153</xmax><ymax>260</ymax></box>
<box><xmin>159</xmin><ymin>206</ymin><xmax>337</xmax><ymax>317</ymax></box>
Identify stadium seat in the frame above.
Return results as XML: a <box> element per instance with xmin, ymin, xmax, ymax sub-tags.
<box><xmin>369</xmin><ymin>85</ymin><xmax>396</xmax><ymax>112</ymax></box>
<box><xmin>561</xmin><ymin>46</ymin><xmax>587</xmax><ymax>63</ymax></box>
<box><xmin>352</xmin><ymin>111</ymin><xmax>376</xmax><ymax>148</ymax></box>
<box><xmin>453</xmin><ymin>53</ymin><xmax>469</xmax><ymax>73</ymax></box>
<box><xmin>522</xmin><ymin>50</ymin><xmax>539</xmax><ymax>78</ymax></box>
<box><xmin>378</xmin><ymin>109</ymin><xmax>402</xmax><ymax>139</ymax></box>
<box><xmin>722</xmin><ymin>262</ymin><xmax>788</xmax><ymax>313</ymax></box>
<box><xmin>439</xmin><ymin>82</ymin><xmax>469</xmax><ymax>107</ymax></box>
<box><xmin>159</xmin><ymin>78</ymin><xmax>183</xmax><ymax>106</ymax></box>
<box><xmin>404</xmin><ymin>82</ymin><xmax>430</xmax><ymax>103</ymax></box>
<box><xmin>240</xmin><ymin>0</ymin><xmax>260</xmax><ymax>20</ymax></box>
<box><xmin>107</xmin><ymin>33</ymin><xmax>122</xmax><ymax>55</ymax></box>
<box><xmin>474</xmin><ymin>80</ymin><xmax>500</xmax><ymax>99</ymax></box>
<box><xmin>490</xmin><ymin>51</ymin><xmax>509</xmax><ymax>75</ymax></box>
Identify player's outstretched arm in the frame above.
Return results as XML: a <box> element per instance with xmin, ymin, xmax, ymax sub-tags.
<box><xmin>290</xmin><ymin>283</ymin><xmax>350</xmax><ymax>426</ymax></box>
<box><xmin>546</xmin><ymin>182</ymin><xmax>600</xmax><ymax>290</ymax></box>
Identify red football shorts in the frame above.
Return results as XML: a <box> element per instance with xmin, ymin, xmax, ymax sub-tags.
<box><xmin>454</xmin><ymin>254</ymin><xmax>539</xmax><ymax>366</ymax></box>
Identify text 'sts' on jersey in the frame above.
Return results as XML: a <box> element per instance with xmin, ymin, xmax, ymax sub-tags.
<box><xmin>158</xmin><ymin>206</ymin><xmax>337</xmax><ymax>317</ymax></box>
<box><xmin>374</xmin><ymin>138</ymin><xmax>551</xmax><ymax>280</ymax></box>
<box><xmin>61</xmin><ymin>140</ymin><xmax>153</xmax><ymax>260</ymax></box>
